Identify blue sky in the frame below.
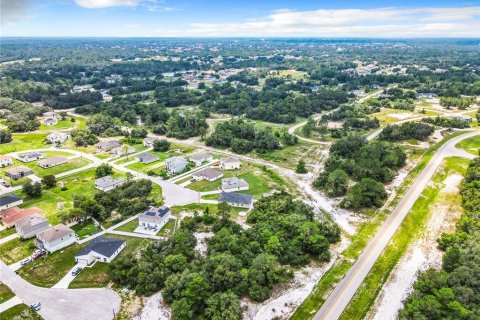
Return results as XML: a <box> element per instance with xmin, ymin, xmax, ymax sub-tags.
<box><xmin>1</xmin><ymin>0</ymin><xmax>479</xmax><ymax>37</ymax></box>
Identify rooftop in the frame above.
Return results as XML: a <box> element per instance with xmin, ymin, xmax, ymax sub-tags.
<box><xmin>5</xmin><ymin>166</ymin><xmax>33</xmax><ymax>175</ymax></box>
<box><xmin>0</xmin><ymin>194</ymin><xmax>22</xmax><ymax>207</ymax></box>
<box><xmin>95</xmin><ymin>176</ymin><xmax>125</xmax><ymax>189</ymax></box>
<box><xmin>15</xmin><ymin>214</ymin><xmax>48</xmax><ymax>230</ymax></box>
<box><xmin>221</xmin><ymin>156</ymin><xmax>240</xmax><ymax>164</ymax></box>
<box><xmin>219</xmin><ymin>192</ymin><xmax>253</xmax><ymax>205</ymax></box>
<box><xmin>37</xmin><ymin>224</ymin><xmax>74</xmax><ymax>242</ymax></box>
<box><xmin>75</xmin><ymin>237</ymin><xmax>125</xmax><ymax>258</ymax></box>
<box><xmin>193</xmin><ymin>168</ymin><xmax>223</xmax><ymax>180</ymax></box>
<box><xmin>221</xmin><ymin>177</ymin><xmax>249</xmax><ymax>189</ymax></box>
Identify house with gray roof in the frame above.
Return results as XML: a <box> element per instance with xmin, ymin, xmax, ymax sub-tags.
<box><xmin>135</xmin><ymin>152</ymin><xmax>159</xmax><ymax>164</ymax></box>
<box><xmin>47</xmin><ymin>131</ymin><xmax>69</xmax><ymax>144</ymax></box>
<box><xmin>221</xmin><ymin>177</ymin><xmax>249</xmax><ymax>192</ymax></box>
<box><xmin>192</xmin><ymin>168</ymin><xmax>223</xmax><ymax>182</ymax></box>
<box><xmin>220</xmin><ymin>157</ymin><xmax>241</xmax><ymax>170</ymax></box>
<box><xmin>218</xmin><ymin>192</ymin><xmax>253</xmax><ymax>208</ymax></box>
<box><xmin>94</xmin><ymin>175</ymin><xmax>126</xmax><ymax>192</ymax></box>
<box><xmin>143</xmin><ymin>137</ymin><xmax>160</xmax><ymax>148</ymax></box>
<box><xmin>18</xmin><ymin>151</ymin><xmax>45</xmax><ymax>163</ymax></box>
<box><xmin>37</xmin><ymin>156</ymin><xmax>68</xmax><ymax>168</ymax></box>
<box><xmin>110</xmin><ymin>146</ymin><xmax>135</xmax><ymax>156</ymax></box>
<box><xmin>188</xmin><ymin>153</ymin><xmax>213</xmax><ymax>166</ymax></box>
<box><xmin>0</xmin><ymin>194</ymin><xmax>23</xmax><ymax>211</ymax></box>
<box><xmin>35</xmin><ymin>224</ymin><xmax>77</xmax><ymax>253</ymax></box>
<box><xmin>43</xmin><ymin>111</ymin><xmax>58</xmax><ymax>126</ymax></box>
<box><xmin>75</xmin><ymin>237</ymin><xmax>126</xmax><ymax>265</ymax></box>
<box><xmin>95</xmin><ymin>140</ymin><xmax>121</xmax><ymax>152</ymax></box>
<box><xmin>5</xmin><ymin>166</ymin><xmax>34</xmax><ymax>180</ymax></box>
<box><xmin>165</xmin><ymin>157</ymin><xmax>188</xmax><ymax>175</ymax></box>
<box><xmin>138</xmin><ymin>206</ymin><xmax>171</xmax><ymax>229</ymax></box>
<box><xmin>15</xmin><ymin>214</ymin><xmax>50</xmax><ymax>239</ymax></box>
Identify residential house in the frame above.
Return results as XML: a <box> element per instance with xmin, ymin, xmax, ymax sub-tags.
<box><xmin>43</xmin><ymin>112</ymin><xmax>58</xmax><ymax>126</ymax></box>
<box><xmin>192</xmin><ymin>168</ymin><xmax>223</xmax><ymax>182</ymax></box>
<box><xmin>143</xmin><ymin>137</ymin><xmax>160</xmax><ymax>148</ymax></box>
<box><xmin>451</xmin><ymin>115</ymin><xmax>473</xmax><ymax>123</ymax></box>
<box><xmin>35</xmin><ymin>224</ymin><xmax>77</xmax><ymax>253</ymax></box>
<box><xmin>218</xmin><ymin>192</ymin><xmax>253</xmax><ymax>208</ymax></box>
<box><xmin>37</xmin><ymin>156</ymin><xmax>68</xmax><ymax>169</ymax></box>
<box><xmin>47</xmin><ymin>131</ymin><xmax>69</xmax><ymax>144</ymax></box>
<box><xmin>75</xmin><ymin>237</ymin><xmax>126</xmax><ymax>265</ymax></box>
<box><xmin>165</xmin><ymin>157</ymin><xmax>188</xmax><ymax>175</ymax></box>
<box><xmin>2</xmin><ymin>207</ymin><xmax>44</xmax><ymax>228</ymax></box>
<box><xmin>135</xmin><ymin>152</ymin><xmax>159</xmax><ymax>164</ymax></box>
<box><xmin>5</xmin><ymin>166</ymin><xmax>34</xmax><ymax>180</ymax></box>
<box><xmin>15</xmin><ymin>214</ymin><xmax>50</xmax><ymax>239</ymax></box>
<box><xmin>415</xmin><ymin>92</ymin><xmax>437</xmax><ymax>99</ymax></box>
<box><xmin>0</xmin><ymin>155</ymin><xmax>13</xmax><ymax>168</ymax></box>
<box><xmin>94</xmin><ymin>176</ymin><xmax>126</xmax><ymax>192</ymax></box>
<box><xmin>95</xmin><ymin>140</ymin><xmax>121</xmax><ymax>152</ymax></box>
<box><xmin>110</xmin><ymin>146</ymin><xmax>135</xmax><ymax>156</ymax></box>
<box><xmin>18</xmin><ymin>151</ymin><xmax>45</xmax><ymax>163</ymax></box>
<box><xmin>221</xmin><ymin>177</ymin><xmax>249</xmax><ymax>192</ymax></box>
<box><xmin>0</xmin><ymin>194</ymin><xmax>23</xmax><ymax>211</ymax></box>
<box><xmin>138</xmin><ymin>206</ymin><xmax>171</xmax><ymax>229</ymax></box>
<box><xmin>220</xmin><ymin>157</ymin><xmax>241</xmax><ymax>170</ymax></box>
<box><xmin>188</xmin><ymin>153</ymin><xmax>213</xmax><ymax>166</ymax></box>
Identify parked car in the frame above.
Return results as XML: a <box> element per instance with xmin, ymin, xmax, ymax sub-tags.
<box><xmin>32</xmin><ymin>249</ymin><xmax>46</xmax><ymax>260</ymax></box>
<box><xmin>71</xmin><ymin>267</ymin><xmax>82</xmax><ymax>276</ymax></box>
<box><xmin>30</xmin><ymin>302</ymin><xmax>41</xmax><ymax>311</ymax></box>
<box><xmin>21</xmin><ymin>257</ymin><xmax>32</xmax><ymax>266</ymax></box>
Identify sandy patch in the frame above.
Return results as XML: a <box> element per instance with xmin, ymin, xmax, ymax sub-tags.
<box><xmin>388</xmin><ymin>113</ymin><xmax>415</xmax><ymax>120</ymax></box>
<box><xmin>194</xmin><ymin>232</ymin><xmax>214</xmax><ymax>257</ymax></box>
<box><xmin>134</xmin><ymin>292</ymin><xmax>171</xmax><ymax>320</ymax></box>
<box><xmin>443</xmin><ymin>174</ymin><xmax>463</xmax><ymax>194</ymax></box>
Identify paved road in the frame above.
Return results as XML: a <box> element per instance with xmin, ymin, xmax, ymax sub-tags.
<box><xmin>0</xmin><ymin>261</ymin><xmax>120</xmax><ymax>320</ymax></box>
<box><xmin>313</xmin><ymin>130</ymin><xmax>480</xmax><ymax>320</ymax></box>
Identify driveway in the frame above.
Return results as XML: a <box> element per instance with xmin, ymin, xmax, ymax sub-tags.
<box><xmin>0</xmin><ymin>296</ymin><xmax>22</xmax><ymax>313</ymax></box>
<box><xmin>0</xmin><ymin>261</ymin><xmax>121</xmax><ymax>320</ymax></box>
<box><xmin>52</xmin><ymin>262</ymin><xmax>87</xmax><ymax>289</ymax></box>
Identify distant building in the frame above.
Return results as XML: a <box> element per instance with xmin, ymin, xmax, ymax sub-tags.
<box><xmin>0</xmin><ymin>155</ymin><xmax>13</xmax><ymax>168</ymax></box>
<box><xmin>17</xmin><ymin>151</ymin><xmax>45</xmax><ymax>163</ymax></box>
<box><xmin>2</xmin><ymin>207</ymin><xmax>44</xmax><ymax>228</ymax></box>
<box><xmin>37</xmin><ymin>156</ymin><xmax>68</xmax><ymax>168</ymax></box>
<box><xmin>220</xmin><ymin>157</ymin><xmax>241</xmax><ymax>170</ymax></box>
<box><xmin>143</xmin><ymin>137</ymin><xmax>160</xmax><ymax>148</ymax></box>
<box><xmin>0</xmin><ymin>194</ymin><xmax>23</xmax><ymax>211</ymax></box>
<box><xmin>43</xmin><ymin>112</ymin><xmax>58</xmax><ymax>126</ymax></box>
<box><xmin>218</xmin><ymin>192</ymin><xmax>253</xmax><ymax>208</ymax></box>
<box><xmin>192</xmin><ymin>168</ymin><xmax>223</xmax><ymax>182</ymax></box>
<box><xmin>138</xmin><ymin>206</ymin><xmax>171</xmax><ymax>229</ymax></box>
<box><xmin>94</xmin><ymin>176</ymin><xmax>126</xmax><ymax>192</ymax></box>
<box><xmin>165</xmin><ymin>157</ymin><xmax>188</xmax><ymax>175</ymax></box>
<box><xmin>450</xmin><ymin>115</ymin><xmax>473</xmax><ymax>123</ymax></box>
<box><xmin>35</xmin><ymin>224</ymin><xmax>77</xmax><ymax>253</ymax></box>
<box><xmin>95</xmin><ymin>140</ymin><xmax>121</xmax><ymax>152</ymax></box>
<box><xmin>75</xmin><ymin>237</ymin><xmax>126</xmax><ymax>264</ymax></box>
<box><xmin>110</xmin><ymin>146</ymin><xmax>135</xmax><ymax>156</ymax></box>
<box><xmin>15</xmin><ymin>214</ymin><xmax>50</xmax><ymax>239</ymax></box>
<box><xmin>415</xmin><ymin>93</ymin><xmax>437</xmax><ymax>99</ymax></box>
<box><xmin>47</xmin><ymin>131</ymin><xmax>69</xmax><ymax>144</ymax></box>
<box><xmin>188</xmin><ymin>153</ymin><xmax>213</xmax><ymax>166</ymax></box>
<box><xmin>5</xmin><ymin>166</ymin><xmax>34</xmax><ymax>180</ymax></box>
<box><xmin>221</xmin><ymin>177</ymin><xmax>249</xmax><ymax>192</ymax></box>
<box><xmin>135</xmin><ymin>152</ymin><xmax>159</xmax><ymax>164</ymax></box>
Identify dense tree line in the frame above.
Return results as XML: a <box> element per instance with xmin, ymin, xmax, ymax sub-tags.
<box><xmin>440</xmin><ymin>97</ymin><xmax>476</xmax><ymax>110</ymax></box>
<box><xmin>399</xmin><ymin>158</ymin><xmax>480</xmax><ymax>319</ymax></box>
<box><xmin>379</xmin><ymin>122</ymin><xmax>434</xmax><ymax>142</ymax></box>
<box><xmin>0</xmin><ymin>97</ymin><xmax>44</xmax><ymax>132</ymax></box>
<box><xmin>109</xmin><ymin>193</ymin><xmax>339</xmax><ymax>319</ymax></box>
<box><xmin>45</xmin><ymin>91</ymin><xmax>103</xmax><ymax>109</ymax></box>
<box><xmin>422</xmin><ymin>116</ymin><xmax>471</xmax><ymax>129</ymax></box>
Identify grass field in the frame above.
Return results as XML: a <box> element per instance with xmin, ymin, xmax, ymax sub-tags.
<box><xmin>69</xmin><ymin>235</ymin><xmax>154</xmax><ymax>289</ymax></box>
<box><xmin>38</xmin><ymin>117</ymin><xmax>83</xmax><ymax>131</ymax></box>
<box><xmin>0</xmin><ymin>238</ymin><xmax>35</xmax><ymax>265</ymax></box>
<box><xmin>340</xmin><ymin>156</ymin><xmax>469</xmax><ymax>320</ymax></box>
<box><xmin>0</xmin><ymin>133</ymin><xmax>48</xmax><ymax>154</ymax></box>
<box><xmin>114</xmin><ymin>219</ymin><xmax>138</xmax><ymax>233</ymax></box>
<box><xmin>0</xmin><ymin>283</ymin><xmax>15</xmax><ymax>303</ymax></box>
<box><xmin>456</xmin><ymin>134</ymin><xmax>480</xmax><ymax>155</ymax></box>
<box><xmin>0</xmin><ymin>228</ymin><xmax>16</xmax><ymax>239</ymax></box>
<box><xmin>255</xmin><ymin>141</ymin><xmax>318</xmax><ymax>170</ymax></box>
<box><xmin>0</xmin><ymin>303</ymin><xmax>43</xmax><ymax>320</ymax></box>
<box><xmin>0</xmin><ymin>157</ymin><xmax>91</xmax><ymax>179</ymax></box>
<box><xmin>71</xmin><ymin>220</ymin><xmax>102</xmax><ymax>239</ymax></box>
<box><xmin>157</xmin><ymin>219</ymin><xmax>176</xmax><ymax>237</ymax></box>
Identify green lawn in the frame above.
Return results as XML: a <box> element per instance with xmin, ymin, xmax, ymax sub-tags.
<box><xmin>0</xmin><ymin>283</ymin><xmax>15</xmax><ymax>303</ymax></box>
<box><xmin>38</xmin><ymin>118</ymin><xmax>76</xmax><ymax>131</ymax></box>
<box><xmin>157</xmin><ymin>219</ymin><xmax>176</xmax><ymax>238</ymax></box>
<box><xmin>0</xmin><ymin>238</ymin><xmax>35</xmax><ymax>265</ymax></box>
<box><xmin>0</xmin><ymin>303</ymin><xmax>43</xmax><ymax>320</ymax></box>
<box><xmin>456</xmin><ymin>135</ymin><xmax>480</xmax><ymax>155</ymax></box>
<box><xmin>2</xmin><ymin>157</ymin><xmax>91</xmax><ymax>178</ymax></box>
<box><xmin>114</xmin><ymin>219</ymin><xmax>138</xmax><ymax>233</ymax></box>
<box><xmin>0</xmin><ymin>133</ymin><xmax>48</xmax><ymax>154</ymax></box>
<box><xmin>0</xmin><ymin>228</ymin><xmax>16</xmax><ymax>239</ymax></box>
<box><xmin>18</xmin><ymin>243</ymin><xmax>85</xmax><ymax>288</ymax></box>
<box><xmin>340</xmin><ymin>157</ymin><xmax>469</xmax><ymax>320</ymax></box>
<box><xmin>68</xmin><ymin>235</ymin><xmax>153</xmax><ymax>289</ymax></box>
<box><xmin>71</xmin><ymin>220</ymin><xmax>102</xmax><ymax>239</ymax></box>
<box><xmin>255</xmin><ymin>141</ymin><xmax>317</xmax><ymax>170</ymax></box>
<box><xmin>126</xmin><ymin>151</ymin><xmax>168</xmax><ymax>173</ymax></box>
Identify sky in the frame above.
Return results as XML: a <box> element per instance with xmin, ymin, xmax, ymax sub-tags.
<box><xmin>1</xmin><ymin>0</ymin><xmax>479</xmax><ymax>38</ymax></box>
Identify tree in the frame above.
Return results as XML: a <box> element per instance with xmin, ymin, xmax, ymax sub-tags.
<box><xmin>95</xmin><ymin>163</ymin><xmax>113</xmax><ymax>178</ymax></box>
<box><xmin>204</xmin><ymin>292</ymin><xmax>242</xmax><ymax>320</ymax></box>
<box><xmin>325</xmin><ymin>169</ymin><xmax>349</xmax><ymax>197</ymax></box>
<box><xmin>153</xmin><ymin>139</ymin><xmax>171</xmax><ymax>152</ymax></box>
<box><xmin>341</xmin><ymin>178</ymin><xmax>387</xmax><ymax>209</ymax></box>
<box><xmin>0</xmin><ymin>129</ymin><xmax>12</xmax><ymax>144</ymax></box>
<box><xmin>296</xmin><ymin>160</ymin><xmax>307</xmax><ymax>174</ymax></box>
<box><xmin>23</xmin><ymin>181</ymin><xmax>42</xmax><ymax>198</ymax></box>
<box><xmin>217</xmin><ymin>202</ymin><xmax>231</xmax><ymax>221</ymax></box>
<box><xmin>41</xmin><ymin>175</ymin><xmax>57</xmax><ymax>188</ymax></box>
<box><xmin>71</xmin><ymin>128</ymin><xmax>99</xmax><ymax>146</ymax></box>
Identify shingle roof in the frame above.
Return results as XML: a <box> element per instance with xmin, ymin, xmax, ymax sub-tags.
<box><xmin>37</xmin><ymin>224</ymin><xmax>73</xmax><ymax>242</ymax></box>
<box><xmin>219</xmin><ymin>192</ymin><xmax>253</xmax><ymax>205</ymax></box>
<box><xmin>75</xmin><ymin>237</ymin><xmax>125</xmax><ymax>258</ymax></box>
<box><xmin>5</xmin><ymin>166</ymin><xmax>33</xmax><ymax>175</ymax></box>
<box><xmin>139</xmin><ymin>206</ymin><xmax>171</xmax><ymax>223</ymax></box>
<box><xmin>37</xmin><ymin>156</ymin><xmax>68</xmax><ymax>167</ymax></box>
<box><xmin>15</xmin><ymin>214</ymin><xmax>48</xmax><ymax>230</ymax></box>
<box><xmin>220</xmin><ymin>156</ymin><xmax>240</xmax><ymax>164</ymax></box>
<box><xmin>188</xmin><ymin>153</ymin><xmax>211</xmax><ymax>162</ymax></box>
<box><xmin>0</xmin><ymin>194</ymin><xmax>22</xmax><ymax>207</ymax></box>
<box><xmin>135</xmin><ymin>152</ymin><xmax>159</xmax><ymax>163</ymax></box>
<box><xmin>221</xmin><ymin>177</ymin><xmax>249</xmax><ymax>190</ymax></box>
<box><xmin>192</xmin><ymin>168</ymin><xmax>223</xmax><ymax>180</ymax></box>
<box><xmin>95</xmin><ymin>176</ymin><xmax>125</xmax><ymax>189</ymax></box>
<box><xmin>3</xmin><ymin>207</ymin><xmax>43</xmax><ymax>225</ymax></box>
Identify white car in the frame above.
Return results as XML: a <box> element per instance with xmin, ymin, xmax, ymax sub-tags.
<box><xmin>21</xmin><ymin>257</ymin><xmax>32</xmax><ymax>266</ymax></box>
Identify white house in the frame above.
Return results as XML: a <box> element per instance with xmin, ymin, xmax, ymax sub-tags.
<box><xmin>35</xmin><ymin>224</ymin><xmax>77</xmax><ymax>253</ymax></box>
<box><xmin>47</xmin><ymin>131</ymin><xmax>69</xmax><ymax>144</ymax></box>
<box><xmin>218</xmin><ymin>192</ymin><xmax>253</xmax><ymax>208</ymax></box>
<box><xmin>43</xmin><ymin>112</ymin><xmax>58</xmax><ymax>126</ymax></box>
<box><xmin>138</xmin><ymin>206</ymin><xmax>171</xmax><ymax>229</ymax></box>
<box><xmin>15</xmin><ymin>214</ymin><xmax>50</xmax><ymax>239</ymax></box>
<box><xmin>220</xmin><ymin>157</ymin><xmax>241</xmax><ymax>170</ymax></box>
<box><xmin>164</xmin><ymin>157</ymin><xmax>188</xmax><ymax>175</ymax></box>
<box><xmin>75</xmin><ymin>237</ymin><xmax>126</xmax><ymax>265</ymax></box>
<box><xmin>221</xmin><ymin>177</ymin><xmax>249</xmax><ymax>192</ymax></box>
<box><xmin>143</xmin><ymin>137</ymin><xmax>160</xmax><ymax>148</ymax></box>
<box><xmin>188</xmin><ymin>153</ymin><xmax>213</xmax><ymax>166</ymax></box>
<box><xmin>94</xmin><ymin>176</ymin><xmax>126</xmax><ymax>192</ymax></box>
<box><xmin>17</xmin><ymin>151</ymin><xmax>45</xmax><ymax>163</ymax></box>
<box><xmin>0</xmin><ymin>155</ymin><xmax>13</xmax><ymax>168</ymax></box>
<box><xmin>37</xmin><ymin>156</ymin><xmax>68</xmax><ymax>168</ymax></box>
<box><xmin>110</xmin><ymin>146</ymin><xmax>135</xmax><ymax>156</ymax></box>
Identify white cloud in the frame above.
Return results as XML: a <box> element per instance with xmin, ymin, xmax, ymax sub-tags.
<box><xmin>173</xmin><ymin>6</ymin><xmax>480</xmax><ymax>37</ymax></box>
<box><xmin>0</xmin><ymin>0</ymin><xmax>30</xmax><ymax>26</ymax></box>
<box><xmin>74</xmin><ymin>0</ymin><xmax>139</xmax><ymax>8</ymax></box>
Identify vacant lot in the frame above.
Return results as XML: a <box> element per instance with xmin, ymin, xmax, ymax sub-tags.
<box><xmin>0</xmin><ymin>303</ymin><xmax>43</xmax><ymax>320</ymax></box>
<box><xmin>0</xmin><ymin>133</ymin><xmax>48</xmax><ymax>154</ymax></box>
<box><xmin>71</xmin><ymin>220</ymin><xmax>102</xmax><ymax>240</ymax></box>
<box><xmin>1</xmin><ymin>156</ymin><xmax>91</xmax><ymax>178</ymax></box>
<box><xmin>0</xmin><ymin>283</ymin><xmax>15</xmax><ymax>303</ymax></box>
<box><xmin>0</xmin><ymin>238</ymin><xmax>35</xmax><ymax>265</ymax></box>
<box><xmin>456</xmin><ymin>135</ymin><xmax>480</xmax><ymax>155</ymax></box>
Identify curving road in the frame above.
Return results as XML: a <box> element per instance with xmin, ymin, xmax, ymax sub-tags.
<box><xmin>313</xmin><ymin>130</ymin><xmax>480</xmax><ymax>320</ymax></box>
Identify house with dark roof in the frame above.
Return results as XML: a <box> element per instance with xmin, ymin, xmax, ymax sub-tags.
<box><xmin>94</xmin><ymin>176</ymin><xmax>126</xmax><ymax>192</ymax></box>
<box><xmin>75</xmin><ymin>237</ymin><xmax>126</xmax><ymax>265</ymax></box>
<box><xmin>4</xmin><ymin>166</ymin><xmax>34</xmax><ymax>180</ymax></box>
<box><xmin>0</xmin><ymin>194</ymin><xmax>23</xmax><ymax>211</ymax></box>
<box><xmin>192</xmin><ymin>168</ymin><xmax>223</xmax><ymax>182</ymax></box>
<box><xmin>218</xmin><ymin>192</ymin><xmax>253</xmax><ymax>208</ymax></box>
<box><xmin>221</xmin><ymin>177</ymin><xmax>249</xmax><ymax>192</ymax></box>
<box><xmin>135</xmin><ymin>152</ymin><xmax>159</xmax><ymax>164</ymax></box>
<box><xmin>15</xmin><ymin>214</ymin><xmax>50</xmax><ymax>239</ymax></box>
<box><xmin>138</xmin><ymin>206</ymin><xmax>171</xmax><ymax>229</ymax></box>
<box><xmin>17</xmin><ymin>151</ymin><xmax>45</xmax><ymax>163</ymax></box>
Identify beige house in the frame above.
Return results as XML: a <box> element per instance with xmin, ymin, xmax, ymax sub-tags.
<box><xmin>35</xmin><ymin>224</ymin><xmax>77</xmax><ymax>253</ymax></box>
<box><xmin>37</xmin><ymin>156</ymin><xmax>68</xmax><ymax>168</ymax></box>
